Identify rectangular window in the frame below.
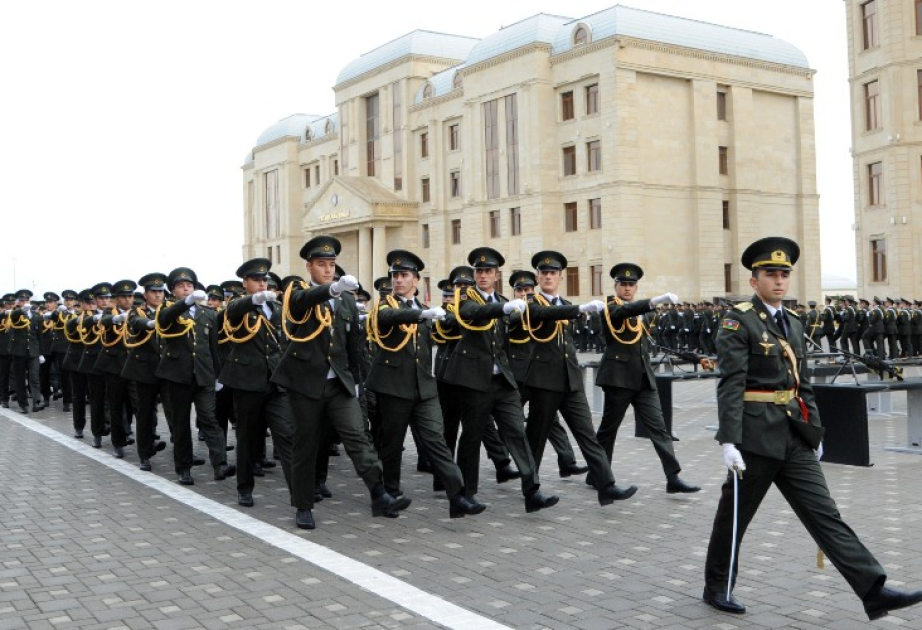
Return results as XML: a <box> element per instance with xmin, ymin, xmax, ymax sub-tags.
<box><xmin>562</xmin><ymin>145</ymin><xmax>576</xmax><ymax>176</ymax></box>
<box><xmin>587</xmin><ymin>140</ymin><xmax>601</xmax><ymax>172</ymax></box>
<box><xmin>333</xmin><ymin>159</ymin><xmax>339</xmax><ymax>176</ymax></box>
<box><xmin>917</xmin><ymin>0</ymin><xmax>922</xmax><ymax>36</ymax></box>
<box><xmin>315</xmin><ymin>165</ymin><xmax>320</xmax><ymax>186</ymax></box>
<box><xmin>247</xmin><ymin>181</ymin><xmax>254</xmax><ymax>214</ymax></box>
<box><xmin>420</xmin><ymin>131</ymin><xmax>429</xmax><ymax>158</ymax></box>
<box><xmin>862</xmin><ymin>1</ymin><xmax>878</xmax><ymax>50</ymax></box>
<box><xmin>591</xmin><ymin>265</ymin><xmax>603</xmax><ymax>296</ymax></box>
<box><xmin>566</xmin><ymin>267</ymin><xmax>580</xmax><ymax>297</ymax></box>
<box><xmin>422</xmin><ymin>224</ymin><xmax>430</xmax><ymax>249</ymax></box>
<box><xmin>304</xmin><ymin>168</ymin><xmax>311</xmax><ymax>188</ymax></box>
<box><xmin>451</xmin><ymin>219</ymin><xmax>461</xmax><ymax>245</ymax></box>
<box><xmin>264</xmin><ymin>169</ymin><xmax>279</xmax><ymax>239</ymax></box>
<box><xmin>510</xmin><ymin>207</ymin><xmax>521</xmax><ymax>236</ymax></box>
<box><xmin>366</xmin><ymin>93</ymin><xmax>380</xmax><ymax>177</ymax></box>
<box><xmin>719</xmin><ymin>146</ymin><xmax>729</xmax><ymax>175</ymax></box>
<box><xmin>449</xmin><ymin>123</ymin><xmax>459</xmax><ymax>151</ymax></box>
<box><xmin>450</xmin><ymin>171</ymin><xmax>461</xmax><ymax>198</ymax></box>
<box><xmin>865</xmin><ymin>80</ymin><xmax>880</xmax><ymax>130</ymax></box>
<box><xmin>493</xmin><ymin>271</ymin><xmax>504</xmax><ymax>295</ymax></box>
<box><xmin>484</xmin><ymin>99</ymin><xmax>500</xmax><ymax>199</ymax></box>
<box><xmin>871</xmin><ymin>238</ymin><xmax>887</xmax><ymax>282</ymax></box>
<box><xmin>489</xmin><ymin>210</ymin><xmax>501</xmax><ymax>238</ymax></box>
<box><xmin>564</xmin><ymin>201</ymin><xmax>578</xmax><ymax>232</ymax></box>
<box><xmin>717</xmin><ymin>91</ymin><xmax>727</xmax><ymax>121</ymax></box>
<box><xmin>585</xmin><ymin>84</ymin><xmax>599</xmax><ymax>115</ymax></box>
<box><xmin>421</xmin><ymin>177</ymin><xmax>430</xmax><ymax>203</ymax></box>
<box><xmin>918</xmin><ymin>70</ymin><xmax>922</xmax><ymax>120</ymax></box>
<box><xmin>276</xmin><ymin>245</ymin><xmax>281</xmax><ymax>264</ymax></box>
<box><xmin>267</xmin><ymin>246</ymin><xmax>273</xmax><ymax>263</ymax></box>
<box><xmin>722</xmin><ymin>200</ymin><xmax>730</xmax><ymax>229</ymax></box>
<box><xmin>505</xmin><ymin>94</ymin><xmax>519</xmax><ymax>196</ymax></box>
<box><xmin>392</xmin><ymin>82</ymin><xmax>402</xmax><ymax>191</ymax></box>
<box><xmin>724</xmin><ymin>264</ymin><xmax>732</xmax><ymax>294</ymax></box>
<box><xmin>561</xmin><ymin>91</ymin><xmax>574</xmax><ymax>121</ymax></box>
<box><xmin>868</xmin><ymin>161</ymin><xmax>883</xmax><ymax>206</ymax></box>
<box><xmin>589</xmin><ymin>198</ymin><xmax>602</xmax><ymax>229</ymax></box>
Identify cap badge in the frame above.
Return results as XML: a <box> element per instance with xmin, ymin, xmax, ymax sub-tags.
<box><xmin>625</xmin><ymin>270</ymin><xmax>631</xmax><ymax>277</ymax></box>
<box><xmin>258</xmin><ymin>266</ymin><xmax>266</xmax><ymax>273</ymax></box>
<box><xmin>544</xmin><ymin>257</ymin><xmax>551</xmax><ymax>264</ymax></box>
<box><xmin>771</xmin><ymin>250</ymin><xmax>785</xmax><ymax>262</ymax></box>
<box><xmin>323</xmin><ymin>245</ymin><xmax>331</xmax><ymax>252</ymax></box>
<box><xmin>480</xmin><ymin>255</ymin><xmax>486</xmax><ymax>262</ymax></box>
<box><xmin>394</xmin><ymin>259</ymin><xmax>402</xmax><ymax>266</ymax></box>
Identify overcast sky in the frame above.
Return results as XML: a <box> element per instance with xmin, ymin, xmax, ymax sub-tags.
<box><xmin>0</xmin><ymin>0</ymin><xmax>853</xmax><ymax>295</ymax></box>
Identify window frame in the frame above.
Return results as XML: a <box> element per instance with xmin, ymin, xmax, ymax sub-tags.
<box><xmin>562</xmin><ymin>145</ymin><xmax>577</xmax><ymax>177</ymax></box>
<box><xmin>561</xmin><ymin>91</ymin><xmax>575</xmax><ymax>121</ymax></box>
<box><xmin>564</xmin><ymin>201</ymin><xmax>578</xmax><ymax>232</ymax></box>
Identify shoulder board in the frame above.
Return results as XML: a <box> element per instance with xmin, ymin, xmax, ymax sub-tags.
<box><xmin>784</xmin><ymin>307</ymin><xmax>799</xmax><ymax>317</ymax></box>
<box><xmin>733</xmin><ymin>302</ymin><xmax>753</xmax><ymax>313</ymax></box>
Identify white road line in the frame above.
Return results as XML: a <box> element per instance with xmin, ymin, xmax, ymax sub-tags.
<box><xmin>1</xmin><ymin>409</ymin><xmax>510</xmax><ymax>630</ymax></box>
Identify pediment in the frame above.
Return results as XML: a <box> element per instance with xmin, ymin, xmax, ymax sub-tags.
<box><xmin>302</xmin><ymin>177</ymin><xmax>418</xmax><ymax>231</ymax></box>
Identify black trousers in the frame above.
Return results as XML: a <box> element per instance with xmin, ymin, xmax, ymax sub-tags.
<box><xmin>525</xmin><ymin>386</ymin><xmax>613</xmax><ymax>488</ymax></box>
<box><xmin>10</xmin><ymin>355</ymin><xmax>31</xmax><ymax>408</ymax></box>
<box><xmin>596</xmin><ymin>385</ymin><xmax>681</xmax><ymax>480</ymax></box>
<box><xmin>456</xmin><ymin>377</ymin><xmax>538</xmax><ymax>498</ymax></box>
<box><xmin>135</xmin><ymin>380</ymin><xmax>168</xmax><ymax>460</ymax></box>
<box><xmin>914</xmin><ymin>334</ymin><xmax>922</xmax><ymax>357</ymax></box>
<box><xmin>886</xmin><ymin>334</ymin><xmax>899</xmax><ymax>359</ymax></box>
<box><xmin>165</xmin><ymin>381</ymin><xmax>227</xmax><ymax>474</ymax></box>
<box><xmin>39</xmin><ymin>355</ymin><xmax>52</xmax><ymax>402</ymax></box>
<box><xmin>288</xmin><ymin>380</ymin><xmax>382</xmax><ymax>510</ymax></box>
<box><xmin>87</xmin><ymin>373</ymin><xmax>107</xmax><ymax>438</ymax></box>
<box><xmin>215</xmin><ymin>385</ymin><xmax>234</xmax><ymax>439</ymax></box>
<box><xmin>519</xmin><ymin>384</ymin><xmax>579</xmax><ymax>467</ymax></box>
<box><xmin>899</xmin><ymin>334</ymin><xmax>913</xmax><ymax>358</ymax></box>
<box><xmin>55</xmin><ymin>355</ymin><xmax>72</xmax><ymax>405</ymax></box>
<box><xmin>0</xmin><ymin>354</ymin><xmax>10</xmax><ymax>401</ymax></box>
<box><xmin>105</xmin><ymin>373</ymin><xmax>130</xmax><ymax>448</ymax></box>
<box><xmin>438</xmin><ymin>380</ymin><xmax>511</xmax><ymax>467</ymax></box>
<box><xmin>71</xmin><ymin>371</ymin><xmax>88</xmax><ymax>431</ymax></box>
<box><xmin>376</xmin><ymin>392</ymin><xmax>464</xmax><ymax>499</ymax></box>
<box><xmin>233</xmin><ymin>386</ymin><xmax>293</xmax><ymax>496</ymax></box>
<box><xmin>704</xmin><ymin>438</ymin><xmax>885</xmax><ymax>601</ymax></box>
<box><xmin>862</xmin><ymin>331</ymin><xmax>884</xmax><ymax>358</ymax></box>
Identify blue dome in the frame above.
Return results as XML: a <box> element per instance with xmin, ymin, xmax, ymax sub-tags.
<box><xmin>255</xmin><ymin>114</ymin><xmax>324</xmax><ymax>147</ymax></box>
<box><xmin>466</xmin><ymin>14</ymin><xmax>572</xmax><ymax>67</ymax></box>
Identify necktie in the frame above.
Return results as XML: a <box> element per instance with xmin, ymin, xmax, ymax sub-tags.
<box><xmin>554</xmin><ymin>297</ymin><xmax>562</xmax><ymax>306</ymax></box>
<box><xmin>487</xmin><ymin>294</ymin><xmax>494</xmax><ymax>303</ymax></box>
<box><xmin>774</xmin><ymin>310</ymin><xmax>787</xmax><ymax>338</ymax></box>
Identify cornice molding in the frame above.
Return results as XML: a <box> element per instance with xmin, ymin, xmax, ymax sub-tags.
<box><xmin>334</xmin><ymin>55</ymin><xmax>461</xmax><ymax>91</ymax></box>
<box><xmin>461</xmin><ymin>43</ymin><xmax>553</xmax><ymax>76</ymax></box>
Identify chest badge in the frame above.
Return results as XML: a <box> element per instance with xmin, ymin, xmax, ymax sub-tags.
<box><xmin>759</xmin><ymin>332</ymin><xmax>773</xmax><ymax>356</ymax></box>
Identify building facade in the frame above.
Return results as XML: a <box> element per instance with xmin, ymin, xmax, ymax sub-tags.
<box><xmin>242</xmin><ymin>5</ymin><xmax>819</xmax><ymax>302</ymax></box>
<box><xmin>847</xmin><ymin>0</ymin><xmax>922</xmax><ymax>299</ymax></box>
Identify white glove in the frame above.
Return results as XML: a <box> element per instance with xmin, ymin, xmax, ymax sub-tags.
<box><xmin>113</xmin><ymin>313</ymin><xmax>128</xmax><ymax>325</ymax></box>
<box><xmin>251</xmin><ymin>290</ymin><xmax>277</xmax><ymax>305</ymax></box>
<box><xmin>39</xmin><ymin>355</ymin><xmax>46</xmax><ymax>365</ymax></box>
<box><xmin>721</xmin><ymin>443</ymin><xmax>746</xmax><ymax>472</ymax></box>
<box><xmin>22</xmin><ymin>303</ymin><xmax>32</xmax><ymax>313</ymax></box>
<box><xmin>503</xmin><ymin>298</ymin><xmax>527</xmax><ymax>314</ymax></box>
<box><xmin>815</xmin><ymin>442</ymin><xmax>824</xmax><ymax>461</ymax></box>
<box><xmin>420</xmin><ymin>307</ymin><xmax>446</xmax><ymax>321</ymax></box>
<box><xmin>43</xmin><ymin>312</ymin><xmax>52</xmax><ymax>320</ymax></box>
<box><xmin>579</xmin><ymin>300</ymin><xmax>606</xmax><ymax>314</ymax></box>
<box><xmin>92</xmin><ymin>313</ymin><xmax>102</xmax><ymax>322</ymax></box>
<box><xmin>185</xmin><ymin>290</ymin><xmax>207</xmax><ymax>305</ymax></box>
<box><xmin>146</xmin><ymin>320</ymin><xmax>156</xmax><ymax>330</ymax></box>
<box><xmin>215</xmin><ymin>382</ymin><xmax>224</xmax><ymax>393</ymax></box>
<box><xmin>57</xmin><ymin>304</ymin><xmax>67</xmax><ymax>312</ymax></box>
<box><xmin>355</xmin><ymin>384</ymin><xmax>361</xmax><ymax>397</ymax></box>
<box><xmin>650</xmin><ymin>293</ymin><xmax>679</xmax><ymax>306</ymax></box>
<box><xmin>331</xmin><ymin>274</ymin><xmax>359</xmax><ymax>294</ymax></box>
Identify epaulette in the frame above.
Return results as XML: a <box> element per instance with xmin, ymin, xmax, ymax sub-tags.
<box><xmin>733</xmin><ymin>302</ymin><xmax>753</xmax><ymax>313</ymax></box>
<box><xmin>784</xmin><ymin>306</ymin><xmax>799</xmax><ymax>317</ymax></box>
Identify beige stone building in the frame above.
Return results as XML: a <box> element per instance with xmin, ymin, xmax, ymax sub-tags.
<box><xmin>242</xmin><ymin>5</ymin><xmax>819</xmax><ymax>302</ymax></box>
<box><xmin>847</xmin><ymin>0</ymin><xmax>922</xmax><ymax>299</ymax></box>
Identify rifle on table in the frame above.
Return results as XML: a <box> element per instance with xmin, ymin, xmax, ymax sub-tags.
<box><xmin>803</xmin><ymin>335</ymin><xmax>903</xmax><ymax>381</ymax></box>
<box><xmin>651</xmin><ymin>342</ymin><xmax>716</xmax><ymax>372</ymax></box>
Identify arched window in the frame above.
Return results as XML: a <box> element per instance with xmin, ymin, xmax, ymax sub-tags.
<box><xmin>452</xmin><ymin>72</ymin><xmax>463</xmax><ymax>90</ymax></box>
<box><xmin>574</xmin><ymin>26</ymin><xmax>589</xmax><ymax>46</ymax></box>
<box><xmin>305</xmin><ymin>127</ymin><xmax>313</xmax><ymax>141</ymax></box>
<box><xmin>422</xmin><ymin>83</ymin><xmax>433</xmax><ymax>99</ymax></box>
<box><xmin>325</xmin><ymin>119</ymin><xmax>334</xmax><ymax>135</ymax></box>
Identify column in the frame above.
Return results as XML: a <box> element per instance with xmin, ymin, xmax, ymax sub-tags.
<box><xmin>358</xmin><ymin>227</ymin><xmax>372</xmax><ymax>288</ymax></box>
<box><xmin>372</xmin><ymin>225</ymin><xmax>387</xmax><ymax>281</ymax></box>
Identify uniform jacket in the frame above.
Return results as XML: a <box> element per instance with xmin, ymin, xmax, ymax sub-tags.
<box><xmin>49</xmin><ymin>310</ymin><xmax>72</xmax><ymax>354</ymax></box>
<box><xmin>868</xmin><ymin>306</ymin><xmax>884</xmax><ymax>334</ymax></box>
<box><xmin>507</xmin><ymin>311</ymin><xmax>533</xmax><ymax>384</ymax></box>
<box><xmin>6</xmin><ymin>308</ymin><xmax>39</xmax><ymax>358</ymax></box>
<box><xmin>364</xmin><ymin>295</ymin><xmax>438</xmax><ymax>400</ymax></box>
<box><xmin>155</xmin><ymin>300</ymin><xmax>221</xmax><ymax>386</ymax></box>
<box><xmin>805</xmin><ymin>309</ymin><xmax>820</xmax><ymax>339</ymax></box>
<box><xmin>75</xmin><ymin>312</ymin><xmax>103</xmax><ymax>375</ymax></box>
<box><xmin>219</xmin><ymin>296</ymin><xmax>283</xmax><ymax>393</ymax></box>
<box><xmin>123</xmin><ymin>304</ymin><xmax>162</xmax><ymax>384</ymax></box>
<box><xmin>96</xmin><ymin>309</ymin><xmax>129</xmax><ymax>377</ymax></box>
<box><xmin>714</xmin><ymin>295</ymin><xmax>823</xmax><ymax>460</ymax></box>
<box><xmin>63</xmin><ymin>313</ymin><xmax>88</xmax><ymax>372</ymax></box>
<box><xmin>271</xmin><ymin>283</ymin><xmax>363</xmax><ymax>400</ymax></box>
<box><xmin>897</xmin><ymin>309</ymin><xmax>912</xmax><ymax>335</ymax></box>
<box><xmin>522</xmin><ymin>295</ymin><xmax>583</xmax><ymax>393</ymax></box>
<box><xmin>884</xmin><ymin>307</ymin><xmax>898</xmax><ymax>334</ymax></box>
<box><xmin>821</xmin><ymin>305</ymin><xmax>837</xmax><ymax>334</ymax></box>
<box><xmin>912</xmin><ymin>308</ymin><xmax>922</xmax><ymax>335</ymax></box>
<box><xmin>442</xmin><ymin>289</ymin><xmax>516</xmax><ymax>392</ymax></box>
<box><xmin>595</xmin><ymin>298</ymin><xmax>657</xmax><ymax>391</ymax></box>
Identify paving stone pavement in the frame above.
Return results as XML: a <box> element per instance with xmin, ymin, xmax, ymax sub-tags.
<box><xmin>2</xmin><ymin>357</ymin><xmax>922</xmax><ymax>629</ymax></box>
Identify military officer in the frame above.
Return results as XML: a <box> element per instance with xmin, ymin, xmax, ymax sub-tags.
<box><xmin>48</xmin><ymin>290</ymin><xmax>77</xmax><ymax>411</ymax></box>
<box><xmin>0</xmin><ymin>294</ymin><xmax>14</xmax><ymax>408</ymax></box>
<box><xmin>865</xmin><ymin>297</ymin><xmax>885</xmax><ymax>357</ymax></box>
<box><xmin>856</xmin><ymin>298</ymin><xmax>870</xmax><ymax>354</ymax></box>
<box><xmin>7</xmin><ymin>289</ymin><xmax>43</xmax><ymax>413</ymax></box>
<box><xmin>273</xmin><ymin>235</ymin><xmax>410</xmax><ymax>530</ymax></box>
<box><xmin>884</xmin><ymin>297</ymin><xmax>899</xmax><ymax>359</ymax></box>
<box><xmin>897</xmin><ymin>298</ymin><xmax>913</xmax><ymax>358</ymax></box>
<box><xmin>123</xmin><ymin>273</ymin><xmax>169</xmax><ymax>471</ymax></box>
<box><xmin>156</xmin><ymin>267</ymin><xmax>235</xmax><ymax>485</ymax></box>
<box><xmin>591</xmin><ymin>263</ymin><xmax>700</xmax><ymax>495</ymax></box>
<box><xmin>63</xmin><ymin>291</ymin><xmax>94</xmax><ymax>437</ymax></box>
<box><xmin>805</xmin><ymin>301</ymin><xmax>820</xmax><ymax>349</ymax></box>
<box><xmin>442</xmin><ymin>246</ymin><xmax>557</xmax><ymax>513</ymax></box>
<box><xmin>220</xmin><ymin>258</ymin><xmax>294</xmax><ymax>508</ymax></box>
<box><xmin>38</xmin><ymin>292</ymin><xmax>59</xmax><ymax>407</ymax></box>
<box><xmin>97</xmin><ymin>280</ymin><xmax>138</xmax><ymax>458</ymax></box>
<box><xmin>912</xmin><ymin>300</ymin><xmax>922</xmax><ymax>357</ymax></box>
<box><xmin>820</xmin><ymin>297</ymin><xmax>838</xmax><ymax>353</ymax></box>
<box><xmin>521</xmin><ymin>252</ymin><xmax>637</xmax><ymax>505</ymax></box>
<box><xmin>839</xmin><ymin>296</ymin><xmax>859</xmax><ymax>356</ymax></box>
<box><xmin>703</xmin><ymin>236</ymin><xmax>922</xmax><ymax>619</ymax></box>
<box><xmin>364</xmin><ymin>250</ymin><xmax>484</xmax><ymax>518</ymax></box>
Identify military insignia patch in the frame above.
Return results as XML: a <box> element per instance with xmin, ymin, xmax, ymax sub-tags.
<box><xmin>722</xmin><ymin>319</ymin><xmax>740</xmax><ymax>331</ymax></box>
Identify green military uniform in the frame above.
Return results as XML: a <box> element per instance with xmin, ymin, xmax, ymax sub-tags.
<box><xmin>703</xmin><ymin>237</ymin><xmax>909</xmax><ymax>620</ymax></box>
<box><xmin>884</xmin><ymin>300</ymin><xmax>898</xmax><ymax>359</ymax></box>
<box><xmin>865</xmin><ymin>298</ymin><xmax>885</xmax><ymax>357</ymax></box>
<box><xmin>897</xmin><ymin>299</ymin><xmax>913</xmax><ymax>358</ymax></box>
<box><xmin>7</xmin><ymin>289</ymin><xmax>42</xmax><ymax>413</ymax></box>
<box><xmin>0</xmin><ymin>294</ymin><xmax>14</xmax><ymax>407</ymax></box>
<box><xmin>78</xmin><ymin>284</ymin><xmax>110</xmax><ymax>446</ymax></box>
<box><xmin>96</xmin><ymin>280</ymin><xmax>138</xmax><ymax>457</ymax></box>
<box><xmin>912</xmin><ymin>300</ymin><xmax>922</xmax><ymax>357</ymax></box>
<box><xmin>63</xmin><ymin>291</ymin><xmax>94</xmax><ymax>437</ymax></box>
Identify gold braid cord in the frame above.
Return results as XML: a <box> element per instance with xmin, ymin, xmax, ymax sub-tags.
<box><xmin>434</xmin><ymin>303</ymin><xmax>461</xmax><ymax>342</ymax></box>
<box><xmin>124</xmin><ymin>307</ymin><xmax>155</xmax><ymax>349</ymax></box>
<box><xmin>101</xmin><ymin>308</ymin><xmax>127</xmax><ymax>348</ymax></box>
<box><xmin>222</xmin><ymin>301</ymin><xmax>276</xmax><ymax>344</ymax></box>
<box><xmin>155</xmin><ymin>302</ymin><xmax>195</xmax><ymax>339</ymax></box>
<box><xmin>42</xmin><ymin>319</ymin><xmax>54</xmax><ymax>334</ymax></box>
<box><xmin>53</xmin><ymin>312</ymin><xmax>72</xmax><ymax>331</ymax></box>
<box><xmin>603</xmin><ymin>296</ymin><xmax>647</xmax><ymax>345</ymax></box>
<box><xmin>7</xmin><ymin>312</ymin><xmax>30</xmax><ymax>330</ymax></box>
<box><xmin>282</xmin><ymin>281</ymin><xmax>332</xmax><ymax>343</ymax></box>
<box><xmin>64</xmin><ymin>315</ymin><xmax>83</xmax><ymax>343</ymax></box>
<box><xmin>524</xmin><ymin>294</ymin><xmax>562</xmax><ymax>343</ymax></box>
<box><xmin>454</xmin><ymin>287</ymin><xmax>494</xmax><ymax>331</ymax></box>
<box><xmin>78</xmin><ymin>313</ymin><xmax>102</xmax><ymax>345</ymax></box>
<box><xmin>368</xmin><ymin>294</ymin><xmax>416</xmax><ymax>353</ymax></box>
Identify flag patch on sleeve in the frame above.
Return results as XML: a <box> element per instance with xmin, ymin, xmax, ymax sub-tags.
<box><xmin>722</xmin><ymin>319</ymin><xmax>740</xmax><ymax>331</ymax></box>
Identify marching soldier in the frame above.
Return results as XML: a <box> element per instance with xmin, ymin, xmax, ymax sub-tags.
<box><xmin>912</xmin><ymin>300</ymin><xmax>922</xmax><ymax>357</ymax></box>
<box><xmin>365</xmin><ymin>249</ymin><xmax>484</xmax><ymax>518</ymax></box>
<box><xmin>156</xmin><ymin>267</ymin><xmax>235</xmax><ymax>485</ymax></box>
<box><xmin>220</xmin><ymin>258</ymin><xmax>294</xmax><ymax>508</ymax></box>
<box><xmin>839</xmin><ymin>296</ymin><xmax>859</xmax><ymax>356</ymax></box>
<box><xmin>591</xmin><ymin>263</ymin><xmax>700</xmax><ymax>495</ymax></box>
<box><xmin>897</xmin><ymin>298</ymin><xmax>913</xmax><ymax>358</ymax></box>
<box><xmin>123</xmin><ymin>273</ymin><xmax>169</xmax><ymax>471</ymax></box>
<box><xmin>78</xmin><ymin>283</ymin><xmax>113</xmax><ymax>447</ymax></box>
<box><xmin>884</xmin><ymin>297</ymin><xmax>899</xmax><ymax>359</ymax></box>
<box><xmin>64</xmin><ymin>290</ymin><xmax>94</xmax><ymax>437</ymax></box>
<box><xmin>272</xmin><ymin>235</ymin><xmax>410</xmax><ymax>529</ymax></box>
<box><xmin>49</xmin><ymin>289</ymin><xmax>77</xmax><ymax>411</ymax></box>
<box><xmin>442</xmin><ymin>246</ymin><xmax>557</xmax><ymax>513</ymax></box>
<box><xmin>520</xmin><ymin>252</ymin><xmax>636</xmax><ymax>504</ymax></box>
<box><xmin>865</xmin><ymin>297</ymin><xmax>885</xmax><ymax>358</ymax></box>
<box><xmin>0</xmin><ymin>294</ymin><xmax>14</xmax><ymax>408</ymax></box>
<box><xmin>97</xmin><ymin>281</ymin><xmax>138</xmax><ymax>458</ymax></box>
<box><xmin>856</xmin><ymin>298</ymin><xmax>870</xmax><ymax>354</ymax></box>
<box><xmin>805</xmin><ymin>301</ymin><xmax>821</xmax><ymax>350</ymax></box>
<box><xmin>820</xmin><ymin>297</ymin><xmax>838</xmax><ymax>353</ymax></box>
<box><xmin>703</xmin><ymin>236</ymin><xmax>922</xmax><ymax>620</ymax></box>
<box><xmin>39</xmin><ymin>292</ymin><xmax>58</xmax><ymax>408</ymax></box>
<box><xmin>8</xmin><ymin>289</ymin><xmax>43</xmax><ymax>413</ymax></box>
